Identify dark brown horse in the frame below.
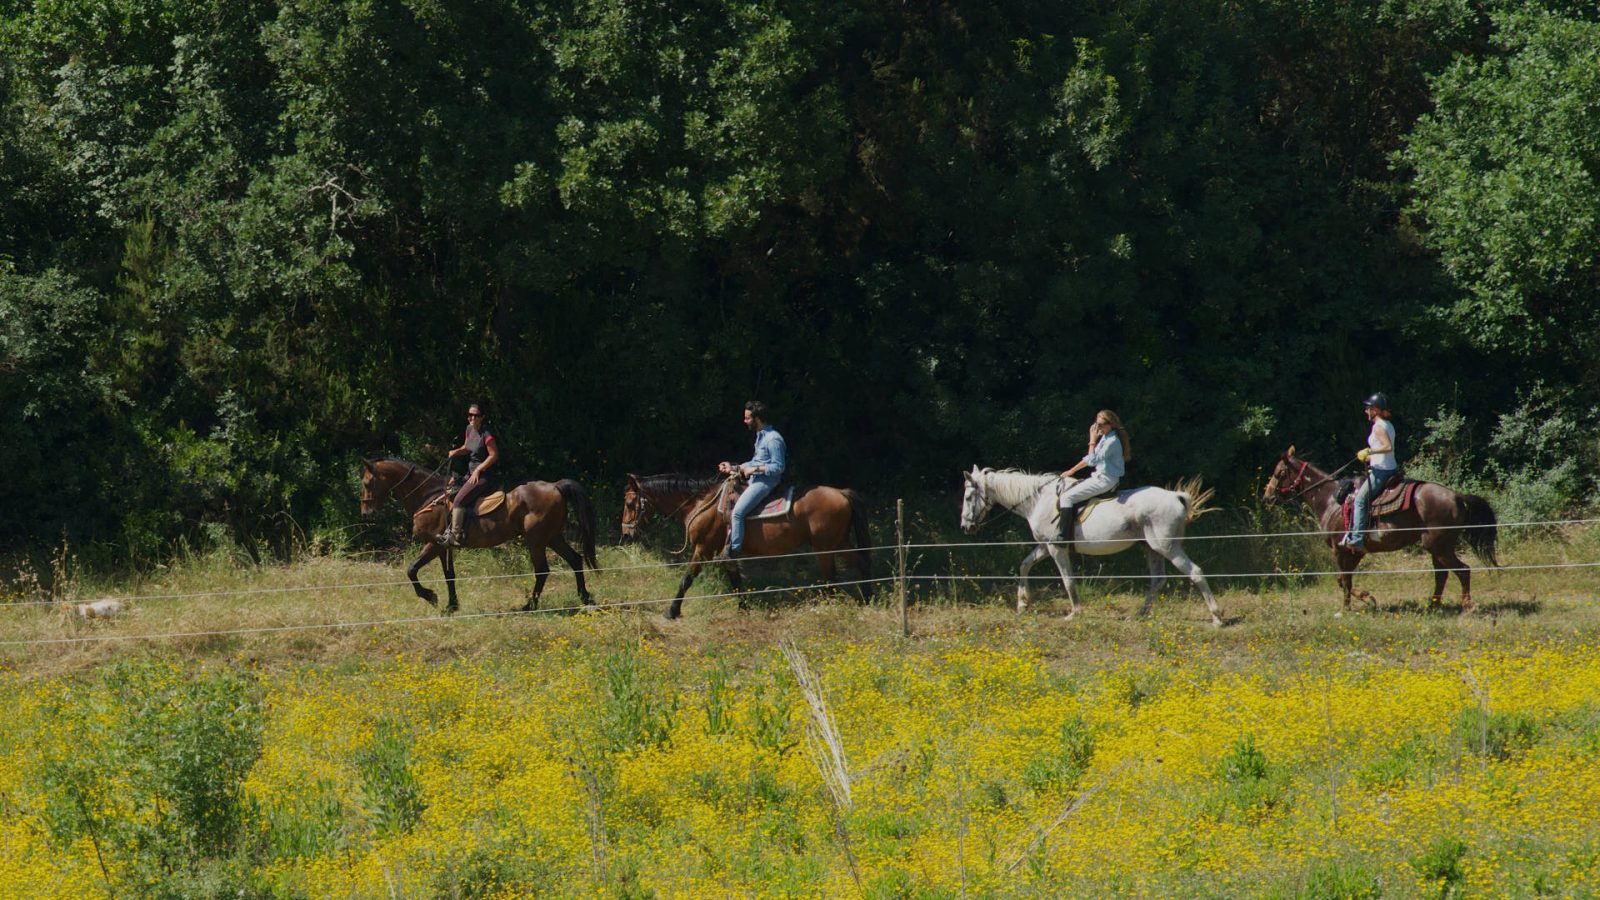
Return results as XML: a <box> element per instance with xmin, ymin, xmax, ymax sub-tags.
<box><xmin>360</xmin><ymin>458</ymin><xmax>598</xmax><ymax>614</ymax></box>
<box><xmin>621</xmin><ymin>473</ymin><xmax>873</xmax><ymax>619</ymax></box>
<box><xmin>1263</xmin><ymin>445</ymin><xmax>1499</xmax><ymax>612</ymax></box>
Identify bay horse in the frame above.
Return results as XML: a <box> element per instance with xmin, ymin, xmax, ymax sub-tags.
<box><xmin>359</xmin><ymin>458</ymin><xmax>598</xmax><ymax>614</ymax></box>
<box><xmin>1263</xmin><ymin>445</ymin><xmax>1499</xmax><ymax>612</ymax></box>
<box><xmin>620</xmin><ymin>473</ymin><xmax>873</xmax><ymax>620</ymax></box>
<box><xmin>960</xmin><ymin>466</ymin><xmax>1224</xmax><ymax>626</ymax></box>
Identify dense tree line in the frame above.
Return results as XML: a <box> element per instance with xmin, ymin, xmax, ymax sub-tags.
<box><xmin>2</xmin><ymin>0</ymin><xmax>1597</xmax><ymax>561</ymax></box>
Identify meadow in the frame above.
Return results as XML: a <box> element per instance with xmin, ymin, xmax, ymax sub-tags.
<box><xmin>2</xmin><ymin>509</ymin><xmax>1599</xmax><ymax>898</ymax></box>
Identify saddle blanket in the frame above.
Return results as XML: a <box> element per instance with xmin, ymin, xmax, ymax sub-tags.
<box><xmin>1342</xmin><ymin>480</ymin><xmax>1419</xmax><ymax>532</ymax></box>
<box><xmin>719</xmin><ymin>485</ymin><xmax>796</xmax><ymax>521</ymax></box>
<box><xmin>415</xmin><ymin>490</ymin><xmax>506</xmax><ymax>519</ymax></box>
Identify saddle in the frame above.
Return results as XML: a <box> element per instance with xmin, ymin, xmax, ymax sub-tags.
<box><xmin>1054</xmin><ymin>474</ymin><xmax>1120</xmax><ymax>524</ymax></box>
<box><xmin>1340</xmin><ymin>478</ymin><xmax>1420</xmax><ymax>531</ymax></box>
<box><xmin>717</xmin><ymin>480</ymin><xmax>796</xmax><ymax>521</ymax></box>
<box><xmin>415</xmin><ymin>490</ymin><xmax>506</xmax><ymax>519</ymax></box>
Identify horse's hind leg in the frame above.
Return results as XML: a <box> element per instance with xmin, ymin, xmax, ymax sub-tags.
<box><xmin>407</xmin><ymin>545</ymin><xmax>443</xmax><ymax>610</ymax></box>
<box><xmin>550</xmin><ymin>536</ymin><xmax>593</xmax><ymax>606</ymax></box>
<box><xmin>1158</xmin><ymin>545</ymin><xmax>1222</xmax><ymax>628</ymax></box>
<box><xmin>1139</xmin><ymin>546</ymin><xmax>1168</xmax><ymax>618</ymax></box>
<box><xmin>522</xmin><ymin>540</ymin><xmax>550</xmax><ymax>612</ymax></box>
<box><xmin>1435</xmin><ymin>548</ymin><xmax>1473</xmax><ymax>613</ymax></box>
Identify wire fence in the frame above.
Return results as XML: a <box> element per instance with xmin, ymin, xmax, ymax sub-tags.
<box><xmin>1</xmin><ymin>509</ymin><xmax>1595</xmax><ymax>646</ymax></box>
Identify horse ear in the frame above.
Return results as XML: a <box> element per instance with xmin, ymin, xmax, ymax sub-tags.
<box><xmin>1285</xmin><ymin>444</ymin><xmax>1296</xmax><ymax>458</ymax></box>
<box><xmin>361</xmin><ymin>457</ymin><xmax>374</xmax><ymax>472</ymax></box>
<box><xmin>625</xmin><ymin>473</ymin><xmax>639</xmax><ymax>487</ymax></box>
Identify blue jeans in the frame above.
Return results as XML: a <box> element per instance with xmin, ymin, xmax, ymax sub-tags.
<box><xmin>729</xmin><ymin>480</ymin><xmax>775</xmax><ymax>553</ymax></box>
<box><xmin>1347</xmin><ymin>467</ymin><xmax>1397</xmax><ymax>545</ymax></box>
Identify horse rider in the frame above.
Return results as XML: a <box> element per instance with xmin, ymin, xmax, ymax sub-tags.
<box><xmin>1058</xmin><ymin>409</ymin><xmax>1132</xmax><ymax>540</ymax></box>
<box><xmin>437</xmin><ymin>401</ymin><xmax>500</xmax><ymax>547</ymax></box>
<box><xmin>717</xmin><ymin>400</ymin><xmax>787</xmax><ymax>560</ymax></box>
<box><xmin>1340</xmin><ymin>392</ymin><xmax>1397</xmax><ymax>551</ymax></box>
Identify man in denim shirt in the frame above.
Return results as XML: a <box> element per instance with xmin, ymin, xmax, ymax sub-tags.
<box><xmin>718</xmin><ymin>400</ymin><xmax>787</xmax><ymax>558</ymax></box>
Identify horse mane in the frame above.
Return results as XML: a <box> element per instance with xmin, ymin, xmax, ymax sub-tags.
<box><xmin>636</xmin><ymin>473</ymin><xmax>722</xmax><ymax>495</ymax></box>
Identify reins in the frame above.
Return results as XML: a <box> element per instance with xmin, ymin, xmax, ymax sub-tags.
<box><xmin>1276</xmin><ymin>456</ymin><xmax>1362</xmax><ymax>503</ymax></box>
<box><xmin>967</xmin><ymin>476</ymin><xmax>1054</xmax><ymax>533</ymax></box>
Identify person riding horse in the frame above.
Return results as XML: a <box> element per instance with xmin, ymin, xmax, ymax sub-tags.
<box><xmin>1058</xmin><ymin>409</ymin><xmax>1132</xmax><ymax>542</ymax></box>
<box><xmin>716</xmin><ymin>400</ymin><xmax>787</xmax><ymax>561</ymax></box>
<box><xmin>1340</xmin><ymin>392</ymin><xmax>1398</xmax><ymax>551</ymax></box>
<box><xmin>437</xmin><ymin>401</ymin><xmax>500</xmax><ymax>547</ymax></box>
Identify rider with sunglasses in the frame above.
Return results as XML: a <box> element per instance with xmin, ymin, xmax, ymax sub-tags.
<box><xmin>437</xmin><ymin>402</ymin><xmax>500</xmax><ymax>547</ymax></box>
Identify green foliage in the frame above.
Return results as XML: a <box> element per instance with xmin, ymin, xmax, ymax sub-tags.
<box><xmin>1268</xmin><ymin>859</ymin><xmax>1383</xmax><ymax>900</ymax></box>
<box><xmin>2</xmin><ymin>0</ymin><xmax>1599</xmax><ymax>561</ymax></box>
<box><xmin>598</xmin><ymin>642</ymin><xmax>678</xmax><ymax>752</ymax></box>
<box><xmin>1411</xmin><ymin>835</ymin><xmax>1469</xmax><ymax>893</ymax></box>
<box><xmin>354</xmin><ymin>718</ymin><xmax>428</xmax><ymax>837</ymax></box>
<box><xmin>1207</xmin><ymin>734</ymin><xmax>1293</xmax><ymax>822</ymax></box>
<box><xmin>38</xmin><ymin>663</ymin><xmax>265</xmax><ymax>894</ymax></box>
<box><xmin>1021</xmin><ymin>714</ymin><xmax>1096</xmax><ymax>794</ymax></box>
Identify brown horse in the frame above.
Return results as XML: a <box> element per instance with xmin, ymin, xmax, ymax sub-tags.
<box><xmin>360</xmin><ymin>458</ymin><xmax>598</xmax><ymax>614</ymax></box>
<box><xmin>1263</xmin><ymin>445</ymin><xmax>1499</xmax><ymax>612</ymax></box>
<box><xmin>621</xmin><ymin>473</ymin><xmax>873</xmax><ymax>619</ymax></box>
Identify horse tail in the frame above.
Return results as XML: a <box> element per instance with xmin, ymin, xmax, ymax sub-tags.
<box><xmin>556</xmin><ymin>479</ymin><xmax>599</xmax><ymax>568</ymax></box>
<box><xmin>842</xmin><ymin>489</ymin><xmax>872</xmax><ymax>568</ymax></box>
<box><xmin>1168</xmin><ymin>475</ymin><xmax>1219</xmax><ymax>523</ymax></box>
<box><xmin>1458</xmin><ymin>492</ymin><xmax>1500</xmax><ymax>568</ymax></box>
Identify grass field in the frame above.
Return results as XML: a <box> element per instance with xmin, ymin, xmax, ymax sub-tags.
<box><xmin>2</xmin><ymin>508</ymin><xmax>1599</xmax><ymax>897</ymax></box>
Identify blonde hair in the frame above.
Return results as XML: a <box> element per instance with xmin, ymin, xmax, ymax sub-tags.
<box><xmin>1092</xmin><ymin>409</ymin><xmax>1133</xmax><ymax>462</ymax></box>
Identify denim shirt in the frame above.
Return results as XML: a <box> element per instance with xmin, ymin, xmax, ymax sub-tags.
<box><xmin>1082</xmin><ymin>432</ymin><xmax>1126</xmax><ymax>479</ymax></box>
<box><xmin>743</xmin><ymin>426</ymin><xmax>787</xmax><ymax>484</ymax></box>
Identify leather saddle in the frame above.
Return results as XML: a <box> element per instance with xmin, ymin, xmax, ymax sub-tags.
<box><xmin>718</xmin><ymin>479</ymin><xmax>795</xmax><ymax>521</ymax></box>
<box><xmin>1339</xmin><ymin>477</ymin><xmax>1420</xmax><ymax>528</ymax></box>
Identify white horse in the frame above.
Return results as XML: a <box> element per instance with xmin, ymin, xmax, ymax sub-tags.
<box><xmin>959</xmin><ymin>465</ymin><xmax>1224</xmax><ymax>626</ymax></box>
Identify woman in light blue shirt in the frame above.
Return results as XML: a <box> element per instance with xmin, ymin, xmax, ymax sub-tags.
<box><xmin>1058</xmin><ymin>410</ymin><xmax>1131</xmax><ymax>534</ymax></box>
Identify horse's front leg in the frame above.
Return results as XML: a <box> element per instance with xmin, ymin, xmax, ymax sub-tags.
<box><xmin>1015</xmin><ymin>544</ymin><xmax>1049</xmax><ymax>613</ymax></box>
<box><xmin>1042</xmin><ymin>542</ymin><xmax>1080</xmax><ymax>619</ymax></box>
<box><xmin>406</xmin><ymin>544</ymin><xmax>443</xmax><ymax>609</ymax></box>
<box><xmin>667</xmin><ymin>553</ymin><xmax>705</xmax><ymax>620</ymax></box>
<box><xmin>442</xmin><ymin>549</ymin><xmax>460</xmax><ymax>615</ymax></box>
<box><xmin>1334</xmin><ymin>547</ymin><xmax>1364</xmax><ymax>614</ymax></box>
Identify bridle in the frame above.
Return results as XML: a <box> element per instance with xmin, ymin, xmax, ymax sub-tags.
<box><xmin>362</xmin><ymin>462</ymin><xmax>447</xmax><ymax>511</ymax></box>
<box><xmin>1270</xmin><ymin>456</ymin><xmax>1358</xmax><ymax>503</ymax></box>
<box><xmin>623</xmin><ymin>481</ymin><xmax>713</xmax><ymax>539</ymax></box>
<box><xmin>963</xmin><ymin>475</ymin><xmax>1051</xmax><ymax>533</ymax></box>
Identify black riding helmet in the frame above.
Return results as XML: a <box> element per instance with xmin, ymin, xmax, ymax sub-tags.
<box><xmin>1363</xmin><ymin>392</ymin><xmax>1390</xmax><ymax>410</ymax></box>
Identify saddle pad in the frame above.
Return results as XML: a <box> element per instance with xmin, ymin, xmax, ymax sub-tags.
<box><xmin>749</xmin><ymin>486</ymin><xmax>796</xmax><ymax>521</ymax></box>
<box><xmin>1074</xmin><ymin>494</ymin><xmax>1116</xmax><ymax>524</ymax></box>
<box><xmin>475</xmin><ymin>491</ymin><xmax>506</xmax><ymax>516</ymax></box>
<box><xmin>1341</xmin><ymin>480</ymin><xmax>1419</xmax><ymax>531</ymax></box>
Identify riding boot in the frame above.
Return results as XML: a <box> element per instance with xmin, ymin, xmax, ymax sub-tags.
<box><xmin>1059</xmin><ymin>506</ymin><xmax>1077</xmax><ymax>555</ymax></box>
<box><xmin>436</xmin><ymin>506</ymin><xmax>468</xmax><ymax>547</ymax></box>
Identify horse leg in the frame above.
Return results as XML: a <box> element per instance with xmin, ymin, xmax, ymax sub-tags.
<box><xmin>522</xmin><ymin>541</ymin><xmax>550</xmax><ymax>612</ymax></box>
<box><xmin>1334</xmin><ymin>548</ymin><xmax>1364</xmax><ymax>613</ymax></box>
<box><xmin>406</xmin><ymin>544</ymin><xmax>442</xmax><ymax>609</ymax></box>
<box><xmin>1015</xmin><ymin>544</ymin><xmax>1048</xmax><ymax>613</ymax></box>
<box><xmin>1437</xmin><ymin>548</ymin><xmax>1474</xmax><ymax>613</ymax></box>
<box><xmin>550</xmin><ymin>536</ymin><xmax>592</xmax><ymax>606</ymax></box>
<box><xmin>1139</xmin><ymin>546</ymin><xmax>1168</xmax><ymax>617</ymax></box>
<box><xmin>1159</xmin><ymin>545</ymin><xmax>1222</xmax><ymax>628</ymax></box>
<box><xmin>668</xmin><ymin>554</ymin><xmax>704</xmax><ymax>620</ymax></box>
<box><xmin>442</xmin><ymin>549</ymin><xmax>460</xmax><ymax>615</ymax></box>
<box><xmin>1042</xmin><ymin>543</ymin><xmax>1080</xmax><ymax>619</ymax></box>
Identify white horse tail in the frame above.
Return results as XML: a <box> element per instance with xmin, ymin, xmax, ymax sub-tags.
<box><xmin>1167</xmin><ymin>476</ymin><xmax>1219</xmax><ymax>523</ymax></box>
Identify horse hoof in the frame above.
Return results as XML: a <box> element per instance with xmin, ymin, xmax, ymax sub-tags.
<box><xmin>1210</xmin><ymin>616</ymin><xmax>1224</xmax><ymax>629</ymax></box>
<box><xmin>1016</xmin><ymin>600</ymin><xmax>1029</xmax><ymax>614</ymax></box>
<box><xmin>1059</xmin><ymin>610</ymin><xmax>1078</xmax><ymax>622</ymax></box>
<box><xmin>663</xmin><ymin>609</ymin><xmax>680</xmax><ymax>621</ymax></box>
<box><xmin>518</xmin><ymin>602</ymin><xmax>536</xmax><ymax>613</ymax></box>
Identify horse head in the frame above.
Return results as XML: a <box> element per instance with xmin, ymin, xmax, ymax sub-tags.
<box><xmin>358</xmin><ymin>458</ymin><xmax>385</xmax><ymax>518</ymax></box>
<box><xmin>959</xmin><ymin>465</ymin><xmax>992</xmax><ymax>534</ymax></box>
<box><xmin>1262</xmin><ymin>445</ymin><xmax>1300</xmax><ymax>506</ymax></box>
<box><xmin>620</xmin><ymin>473</ymin><xmax>647</xmax><ymax>541</ymax></box>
